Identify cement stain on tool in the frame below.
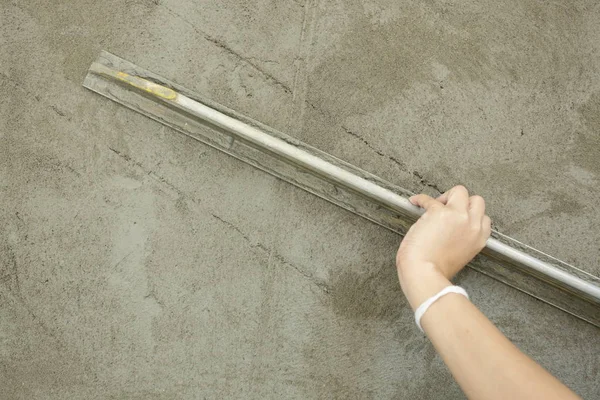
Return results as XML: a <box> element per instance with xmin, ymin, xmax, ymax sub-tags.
<box><xmin>115</xmin><ymin>71</ymin><xmax>177</xmax><ymax>100</ymax></box>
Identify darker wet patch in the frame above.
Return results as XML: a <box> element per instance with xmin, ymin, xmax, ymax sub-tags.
<box><xmin>174</xmin><ymin>197</ymin><xmax>191</xmax><ymax>215</ymax></box>
<box><xmin>308</xmin><ymin>0</ymin><xmax>494</xmax><ymax>121</ymax></box>
<box><xmin>545</xmin><ymin>191</ymin><xmax>586</xmax><ymax>217</ymax></box>
<box><xmin>328</xmin><ymin>263</ymin><xmax>407</xmax><ymax>321</ymax></box>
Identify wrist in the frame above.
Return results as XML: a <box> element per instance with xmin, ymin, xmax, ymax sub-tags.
<box><xmin>398</xmin><ymin>262</ymin><xmax>452</xmax><ymax>311</ymax></box>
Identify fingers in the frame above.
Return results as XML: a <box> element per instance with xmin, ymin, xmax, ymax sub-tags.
<box><xmin>482</xmin><ymin>215</ymin><xmax>492</xmax><ymax>240</ymax></box>
<box><xmin>417</xmin><ymin>186</ymin><xmax>486</xmax><ymax>217</ymax></box>
<box><xmin>468</xmin><ymin>195</ymin><xmax>485</xmax><ymax>217</ymax></box>
<box><xmin>437</xmin><ymin>185</ymin><xmax>469</xmax><ymax>210</ymax></box>
<box><xmin>436</xmin><ymin>192</ymin><xmax>449</xmax><ymax>204</ymax></box>
<box><xmin>409</xmin><ymin>193</ymin><xmax>443</xmax><ymax>211</ymax></box>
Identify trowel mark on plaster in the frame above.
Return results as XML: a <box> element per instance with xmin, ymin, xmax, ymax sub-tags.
<box><xmin>289</xmin><ymin>0</ymin><xmax>319</xmax><ymax>134</ymax></box>
<box><xmin>573</xmin><ymin>91</ymin><xmax>600</xmax><ymax>176</ymax></box>
<box><xmin>106</xmin><ymin>182</ymin><xmax>162</xmax><ymax>350</ymax></box>
<box><xmin>567</xmin><ymin>165</ymin><xmax>596</xmax><ymax>187</ymax></box>
<box><xmin>431</xmin><ymin>61</ymin><xmax>451</xmax><ymax>81</ymax></box>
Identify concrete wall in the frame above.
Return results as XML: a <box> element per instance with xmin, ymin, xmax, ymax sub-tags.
<box><xmin>1</xmin><ymin>1</ymin><xmax>599</xmax><ymax>398</ymax></box>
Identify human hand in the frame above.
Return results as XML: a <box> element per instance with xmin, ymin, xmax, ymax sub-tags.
<box><xmin>396</xmin><ymin>185</ymin><xmax>491</xmax><ymax>309</ymax></box>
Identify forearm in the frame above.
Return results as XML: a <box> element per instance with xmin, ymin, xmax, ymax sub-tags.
<box><xmin>397</xmin><ymin>187</ymin><xmax>580</xmax><ymax>399</ymax></box>
<box><xmin>416</xmin><ymin>274</ymin><xmax>581</xmax><ymax>400</ymax></box>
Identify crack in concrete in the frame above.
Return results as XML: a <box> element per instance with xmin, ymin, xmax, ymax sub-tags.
<box><xmin>210</xmin><ymin>213</ymin><xmax>330</xmax><ymax>293</ymax></box>
<box><xmin>104</xmin><ymin>119</ymin><xmax>440</xmax><ymax>290</ymax></box>
<box><xmin>108</xmin><ymin>147</ymin><xmax>140</xmax><ymax>167</ymax></box>
<box><xmin>340</xmin><ymin>125</ymin><xmax>407</xmax><ymax>169</ymax></box>
<box><xmin>209</xmin><ymin>213</ymin><xmax>251</xmax><ymax>242</ymax></box>
<box><xmin>0</xmin><ymin>72</ymin><xmax>70</xmax><ymax>120</ymax></box>
<box><xmin>340</xmin><ymin>125</ymin><xmax>444</xmax><ymax>194</ymax></box>
<box><xmin>50</xmin><ymin>105</ymin><xmax>67</xmax><ymax>117</ymax></box>
<box><xmin>246</xmin><ymin>56</ymin><xmax>280</xmax><ymax>65</ymax></box>
<box><xmin>233</xmin><ymin>64</ymin><xmax>254</xmax><ymax>98</ymax></box>
<box><xmin>411</xmin><ymin>171</ymin><xmax>444</xmax><ymax>195</ymax></box>
<box><xmin>108</xmin><ymin>146</ymin><xmax>185</xmax><ymax>197</ymax></box>
<box><xmin>112</xmin><ymin>251</ymin><xmax>134</xmax><ymax>270</ymax></box>
<box><xmin>1</xmin><ymin>243</ymin><xmax>67</xmax><ymax>348</ymax></box>
<box><xmin>106</xmin><ymin>145</ymin><xmax>330</xmax><ymax>293</ymax></box>
<box><xmin>0</xmin><ymin>71</ymin><xmax>31</xmax><ymax>98</ymax></box>
<box><xmin>307</xmin><ymin>97</ymin><xmax>447</xmax><ymax>196</ymax></box>
<box><xmin>1</xmin><ymin>244</ymin><xmax>20</xmax><ymax>296</ymax></box>
<box><xmin>143</xmin><ymin>289</ymin><xmax>165</xmax><ymax>309</ymax></box>
<box><xmin>160</xmin><ymin>4</ymin><xmax>292</xmax><ymax>94</ymax></box>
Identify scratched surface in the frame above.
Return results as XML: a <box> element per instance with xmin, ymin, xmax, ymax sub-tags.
<box><xmin>1</xmin><ymin>0</ymin><xmax>600</xmax><ymax>399</ymax></box>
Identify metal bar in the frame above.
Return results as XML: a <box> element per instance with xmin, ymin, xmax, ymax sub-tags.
<box><xmin>83</xmin><ymin>51</ymin><xmax>600</xmax><ymax>326</ymax></box>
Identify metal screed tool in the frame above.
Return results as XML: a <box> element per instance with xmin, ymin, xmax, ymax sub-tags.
<box><xmin>84</xmin><ymin>51</ymin><xmax>600</xmax><ymax>327</ymax></box>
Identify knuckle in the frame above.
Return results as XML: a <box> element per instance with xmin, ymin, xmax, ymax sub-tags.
<box><xmin>454</xmin><ymin>185</ymin><xmax>468</xmax><ymax>194</ymax></box>
<box><xmin>471</xmin><ymin>195</ymin><xmax>484</xmax><ymax>203</ymax></box>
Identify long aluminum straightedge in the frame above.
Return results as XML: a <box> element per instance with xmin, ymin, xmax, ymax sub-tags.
<box><xmin>84</xmin><ymin>51</ymin><xmax>600</xmax><ymax>327</ymax></box>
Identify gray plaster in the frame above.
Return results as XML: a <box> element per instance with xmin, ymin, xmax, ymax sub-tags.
<box><xmin>1</xmin><ymin>0</ymin><xmax>599</xmax><ymax>398</ymax></box>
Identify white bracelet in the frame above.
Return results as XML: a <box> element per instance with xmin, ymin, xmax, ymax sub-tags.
<box><xmin>414</xmin><ymin>285</ymin><xmax>469</xmax><ymax>333</ymax></box>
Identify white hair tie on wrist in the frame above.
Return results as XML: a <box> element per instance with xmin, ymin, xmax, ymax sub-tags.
<box><xmin>415</xmin><ymin>285</ymin><xmax>469</xmax><ymax>333</ymax></box>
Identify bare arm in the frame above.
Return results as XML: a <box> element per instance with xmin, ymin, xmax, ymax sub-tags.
<box><xmin>396</xmin><ymin>185</ymin><xmax>581</xmax><ymax>400</ymax></box>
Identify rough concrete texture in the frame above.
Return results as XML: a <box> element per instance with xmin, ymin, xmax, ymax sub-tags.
<box><xmin>1</xmin><ymin>0</ymin><xmax>599</xmax><ymax>398</ymax></box>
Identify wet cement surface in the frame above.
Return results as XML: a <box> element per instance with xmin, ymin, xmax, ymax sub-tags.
<box><xmin>1</xmin><ymin>0</ymin><xmax>599</xmax><ymax>398</ymax></box>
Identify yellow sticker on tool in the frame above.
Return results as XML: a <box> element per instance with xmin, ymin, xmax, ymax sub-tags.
<box><xmin>115</xmin><ymin>71</ymin><xmax>177</xmax><ymax>100</ymax></box>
